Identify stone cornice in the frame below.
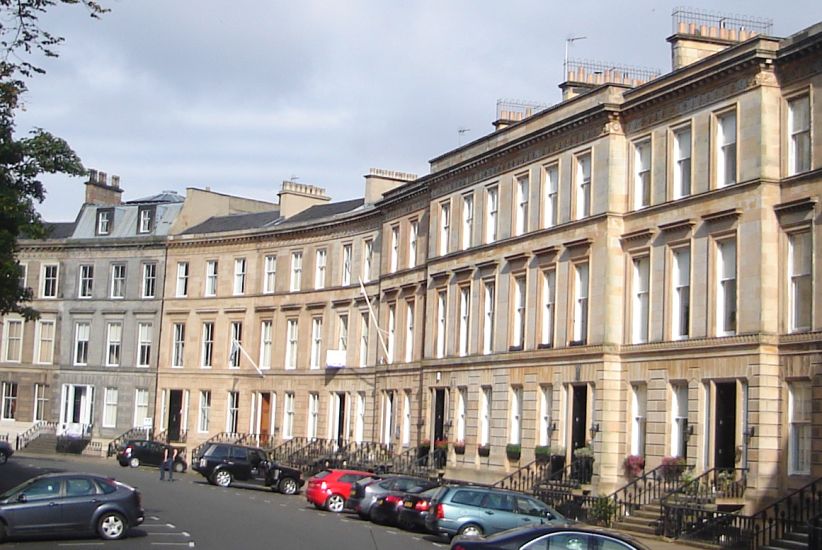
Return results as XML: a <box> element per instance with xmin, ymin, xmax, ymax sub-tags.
<box><xmin>701</xmin><ymin>208</ymin><xmax>741</xmax><ymax>224</ymax></box>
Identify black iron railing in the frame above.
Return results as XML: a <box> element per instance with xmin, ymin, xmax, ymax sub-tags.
<box><xmin>662</xmin><ymin>467</ymin><xmax>748</xmax><ymax>539</ymax></box>
<box><xmin>384</xmin><ymin>445</ymin><xmax>430</xmax><ymax>477</ymax></box>
<box><xmin>809</xmin><ymin>512</ymin><xmax>822</xmax><ymax>550</ymax></box>
<box><xmin>746</xmin><ymin>477</ymin><xmax>822</xmax><ymax>549</ymax></box>
<box><xmin>106</xmin><ymin>427</ymin><xmax>152</xmax><ymax>457</ymax></box>
<box><xmin>236</xmin><ymin>433</ymin><xmax>279</xmax><ymax>449</ymax></box>
<box><xmin>286</xmin><ymin>438</ymin><xmax>349</xmax><ymax>474</ymax></box>
<box><xmin>344</xmin><ymin>441</ymin><xmax>394</xmax><ymax>471</ymax></box>
<box><xmin>270</xmin><ymin>437</ymin><xmax>311</xmax><ymax>462</ymax></box>
<box><xmin>610</xmin><ymin>463</ymin><xmax>691</xmax><ymax>523</ymax></box>
<box><xmin>15</xmin><ymin>421</ymin><xmax>57</xmax><ymax>450</ymax></box>
<box><xmin>190</xmin><ymin>432</ymin><xmax>246</xmax><ymax>461</ymax></box>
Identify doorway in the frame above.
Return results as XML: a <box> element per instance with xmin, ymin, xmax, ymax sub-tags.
<box><xmin>167</xmin><ymin>390</ymin><xmax>183</xmax><ymax>442</ymax></box>
<box><xmin>571</xmin><ymin>385</ymin><xmax>588</xmax><ymax>453</ymax></box>
<box><xmin>332</xmin><ymin>392</ymin><xmax>347</xmax><ymax>447</ymax></box>
<box><xmin>714</xmin><ymin>382</ymin><xmax>737</xmax><ymax>469</ymax></box>
<box><xmin>433</xmin><ymin>389</ymin><xmax>446</xmax><ymax>442</ymax></box>
<box><xmin>260</xmin><ymin>393</ymin><xmax>272</xmax><ymax>436</ymax></box>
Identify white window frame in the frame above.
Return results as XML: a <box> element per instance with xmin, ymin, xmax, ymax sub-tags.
<box><xmin>390</xmin><ymin>226</ymin><xmax>399</xmax><ymax>272</ymax></box>
<box><xmin>386</xmin><ymin>305</ymin><xmax>395</xmax><ymax>364</ymax></box>
<box><xmin>359</xmin><ymin>312</ymin><xmax>369</xmax><ymax>368</ymax></box>
<box><xmin>138</xmin><ymin>208</ymin><xmax>152</xmax><ymax>233</ymax></box>
<box><xmin>512</xmin><ymin>275</ymin><xmax>526</xmax><ymax>349</ymax></box>
<box><xmin>515</xmin><ymin>173</ymin><xmax>529</xmax><ymax>236</ymax></box>
<box><xmin>342</xmin><ymin>244</ymin><xmax>352</xmax><ymax>286</ymax></box>
<box><xmin>716</xmin><ymin>238</ymin><xmax>737</xmax><ymax>336</ymax></box>
<box><xmin>79</xmin><ymin>264</ymin><xmax>94</xmax><ymax>298</ymax></box>
<box><xmin>290</xmin><ymin>252</ymin><xmax>302</xmax><ymax>292</ymax></box>
<box><xmin>285</xmin><ymin>319</ymin><xmax>298</xmax><ymax>370</ymax></box>
<box><xmin>362</xmin><ymin>239</ymin><xmax>373</xmax><ymax>283</ymax></box>
<box><xmin>74</xmin><ymin>322</ymin><xmax>90</xmax><ymax>366</ymax></box>
<box><xmin>788</xmin><ymin>95</ymin><xmax>811</xmax><ymax>176</ymax></box>
<box><xmin>673</xmin><ymin>126</ymin><xmax>692</xmax><ymax>198</ymax></box>
<box><xmin>228</xmin><ymin>321</ymin><xmax>242</xmax><ymax>368</ymax></box>
<box><xmin>310</xmin><ymin>317</ymin><xmax>323</xmax><ymax>369</ymax></box>
<box><xmin>672</xmin><ymin>247</ymin><xmax>691</xmax><ymax>339</ymax></box>
<box><xmin>404</xmin><ymin>302</ymin><xmax>414</xmax><ymax>363</ymax></box>
<box><xmin>41</xmin><ymin>263</ymin><xmax>59</xmax><ymax>298</ymax></box>
<box><xmin>631</xmin><ymin>384</ymin><xmax>647</xmax><ymax>456</ymax></box>
<box><xmin>458</xmin><ymin>286</ymin><xmax>471</xmax><ymax>357</ymax></box>
<box><xmin>543</xmin><ymin>164</ymin><xmax>558</xmax><ymax>228</ymax></box>
<box><xmin>102</xmin><ymin>387</ymin><xmax>118</xmax><ymax>428</ymax></box>
<box><xmin>575</xmin><ymin>153</ymin><xmax>592</xmax><ymax>219</ymax></box>
<box><xmin>436</xmin><ymin>289</ymin><xmax>447</xmax><ymax>358</ymax></box>
<box><xmin>510</xmin><ymin>386</ymin><xmax>522</xmax><ymax>445</ymax></box>
<box><xmin>105</xmin><ymin>322</ymin><xmax>122</xmax><ymax>366</ymax></box>
<box><xmin>141</xmin><ymin>263</ymin><xmax>156</xmax><ymax>299</ymax></box>
<box><xmin>456</xmin><ymin>388</ymin><xmax>467</xmax><ymax>442</ymax></box>
<box><xmin>33</xmin><ymin>383</ymin><xmax>48</xmax><ymax>422</ymax></box>
<box><xmin>0</xmin><ymin>381</ymin><xmax>17</xmax><ymax>420</ymax></box>
<box><xmin>137</xmin><ymin>322</ymin><xmax>152</xmax><ymax>367</ymax></box>
<box><xmin>572</xmin><ymin>262</ymin><xmax>589</xmax><ymax>344</ymax></box>
<box><xmin>788</xmin><ymin>230</ymin><xmax>812</xmax><ymax>333</ymax></box>
<box><xmin>110</xmin><ymin>264</ymin><xmax>126</xmax><ymax>299</ymax></box>
<box><xmin>314</xmin><ymin>249</ymin><xmax>327</xmax><ymax>289</ymax></box>
<box><xmin>408</xmin><ymin>221</ymin><xmax>418</xmax><ymax>268</ymax></box>
<box><xmin>307</xmin><ymin>393</ymin><xmax>319</xmax><ymax>439</ymax></box>
<box><xmin>716</xmin><ymin>110</ymin><xmax>737</xmax><ymax>188</ymax></box>
<box><xmin>632</xmin><ymin>256</ymin><xmax>650</xmax><ymax>344</ymax></box>
<box><xmin>540</xmin><ymin>270</ymin><xmax>555</xmax><ymax>347</ymax></box>
<box><xmin>439</xmin><ymin>200</ymin><xmax>450</xmax><ymax>256</ymax></box>
<box><xmin>338</xmin><ymin>313</ymin><xmax>349</xmax><ymax>351</ymax></box>
<box><xmin>485</xmin><ymin>185</ymin><xmax>498</xmax><ymax>244</ymax></box>
<box><xmin>133</xmin><ymin>388</ymin><xmax>149</xmax><ymax>428</ymax></box>
<box><xmin>233</xmin><ymin>258</ymin><xmax>246</xmax><ymax>295</ymax></box>
<box><xmin>788</xmin><ymin>380</ymin><xmax>811</xmax><ymax>475</ymax></box>
<box><xmin>175</xmin><ymin>262</ymin><xmax>189</xmax><ymax>297</ymax></box>
<box><xmin>671</xmin><ymin>383</ymin><xmax>688</xmax><ymax>458</ymax></box>
<box><xmin>480</xmin><ymin>387</ymin><xmax>491</xmax><ymax>446</ymax></box>
<box><xmin>205</xmin><ymin>260</ymin><xmax>218</xmax><ymax>297</ymax></box>
<box><xmin>634</xmin><ymin>139</ymin><xmax>651</xmax><ymax>209</ymax></box>
<box><xmin>482</xmin><ymin>280</ymin><xmax>495</xmax><ymax>355</ymax></box>
<box><xmin>198</xmin><ymin>390</ymin><xmax>211</xmax><ymax>433</ymax></box>
<box><xmin>172</xmin><ymin>323</ymin><xmax>185</xmax><ymax>367</ymax></box>
<box><xmin>538</xmin><ymin>385</ymin><xmax>553</xmax><ymax>447</ymax></box>
<box><xmin>462</xmin><ymin>193</ymin><xmax>474</xmax><ymax>250</ymax></box>
<box><xmin>201</xmin><ymin>322</ymin><xmax>214</xmax><ymax>368</ymax></box>
<box><xmin>263</xmin><ymin>255</ymin><xmax>276</xmax><ymax>294</ymax></box>
<box><xmin>2</xmin><ymin>318</ymin><xmax>23</xmax><ymax>362</ymax></box>
<box><xmin>34</xmin><ymin>319</ymin><xmax>55</xmax><ymax>364</ymax></box>
<box><xmin>226</xmin><ymin>391</ymin><xmax>239</xmax><ymax>433</ymax></box>
<box><xmin>283</xmin><ymin>392</ymin><xmax>295</xmax><ymax>439</ymax></box>
<box><xmin>97</xmin><ymin>210</ymin><xmax>112</xmax><ymax>235</ymax></box>
<box><xmin>259</xmin><ymin>320</ymin><xmax>272</xmax><ymax>369</ymax></box>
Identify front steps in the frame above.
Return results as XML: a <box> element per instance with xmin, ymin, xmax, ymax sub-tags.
<box><xmin>21</xmin><ymin>433</ymin><xmax>58</xmax><ymax>454</ymax></box>
<box><xmin>612</xmin><ymin>503</ymin><xmax>662</xmax><ymax>537</ymax></box>
<box><xmin>760</xmin><ymin>524</ymin><xmax>810</xmax><ymax>550</ymax></box>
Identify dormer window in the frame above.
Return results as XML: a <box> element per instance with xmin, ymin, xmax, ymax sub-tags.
<box><xmin>96</xmin><ymin>209</ymin><xmax>113</xmax><ymax>235</ymax></box>
<box><xmin>137</xmin><ymin>206</ymin><xmax>154</xmax><ymax>233</ymax></box>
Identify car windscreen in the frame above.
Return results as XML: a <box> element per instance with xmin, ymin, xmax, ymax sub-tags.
<box><xmin>312</xmin><ymin>470</ymin><xmax>332</xmax><ymax>480</ymax></box>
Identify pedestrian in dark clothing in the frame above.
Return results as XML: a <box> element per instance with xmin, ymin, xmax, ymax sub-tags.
<box><xmin>160</xmin><ymin>447</ymin><xmax>178</xmax><ymax>481</ymax></box>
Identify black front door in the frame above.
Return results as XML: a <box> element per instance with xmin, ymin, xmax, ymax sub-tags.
<box><xmin>572</xmin><ymin>386</ymin><xmax>588</xmax><ymax>453</ymax></box>
<box><xmin>434</xmin><ymin>389</ymin><xmax>446</xmax><ymax>442</ymax></box>
<box><xmin>167</xmin><ymin>390</ymin><xmax>183</xmax><ymax>442</ymax></box>
<box><xmin>336</xmin><ymin>393</ymin><xmax>346</xmax><ymax>446</ymax></box>
<box><xmin>714</xmin><ymin>382</ymin><xmax>737</xmax><ymax>469</ymax></box>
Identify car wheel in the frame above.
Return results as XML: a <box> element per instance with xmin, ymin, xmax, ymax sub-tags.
<box><xmin>129</xmin><ymin>457</ymin><xmax>140</xmax><ymax>468</ymax></box>
<box><xmin>173</xmin><ymin>461</ymin><xmax>185</xmax><ymax>473</ymax></box>
<box><xmin>325</xmin><ymin>494</ymin><xmax>345</xmax><ymax>513</ymax></box>
<box><xmin>118</xmin><ymin>460</ymin><xmax>128</xmax><ymax>468</ymax></box>
<box><xmin>97</xmin><ymin>511</ymin><xmax>127</xmax><ymax>540</ymax></box>
<box><xmin>212</xmin><ymin>469</ymin><xmax>232</xmax><ymax>487</ymax></box>
<box><xmin>458</xmin><ymin>523</ymin><xmax>483</xmax><ymax>537</ymax></box>
<box><xmin>369</xmin><ymin>507</ymin><xmax>383</xmax><ymax>524</ymax></box>
<box><xmin>278</xmin><ymin>477</ymin><xmax>298</xmax><ymax>495</ymax></box>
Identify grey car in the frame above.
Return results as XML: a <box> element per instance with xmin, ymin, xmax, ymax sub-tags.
<box><xmin>425</xmin><ymin>485</ymin><xmax>567</xmax><ymax>538</ymax></box>
<box><xmin>349</xmin><ymin>475</ymin><xmax>437</xmax><ymax>520</ymax></box>
<box><xmin>0</xmin><ymin>473</ymin><xmax>144</xmax><ymax>541</ymax></box>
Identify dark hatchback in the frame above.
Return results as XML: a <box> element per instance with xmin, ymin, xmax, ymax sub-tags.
<box><xmin>116</xmin><ymin>439</ymin><xmax>187</xmax><ymax>472</ymax></box>
<box><xmin>368</xmin><ymin>479</ymin><xmax>441</xmax><ymax>526</ymax></box>
<box><xmin>449</xmin><ymin>526</ymin><xmax>651</xmax><ymax>550</ymax></box>
<box><xmin>0</xmin><ymin>473</ymin><xmax>143</xmax><ymax>542</ymax></box>
<box><xmin>0</xmin><ymin>440</ymin><xmax>12</xmax><ymax>464</ymax></box>
<box><xmin>193</xmin><ymin>442</ymin><xmax>304</xmax><ymax>495</ymax></box>
<box><xmin>396</xmin><ymin>486</ymin><xmax>440</xmax><ymax>531</ymax></box>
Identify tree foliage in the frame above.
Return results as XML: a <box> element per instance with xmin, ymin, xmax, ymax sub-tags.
<box><xmin>0</xmin><ymin>0</ymin><xmax>106</xmax><ymax>319</ymax></box>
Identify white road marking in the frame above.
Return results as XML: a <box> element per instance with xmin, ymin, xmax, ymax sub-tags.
<box><xmin>151</xmin><ymin>515</ymin><xmax>160</xmax><ymax>520</ymax></box>
<box><xmin>148</xmin><ymin>532</ymin><xmax>190</xmax><ymax>537</ymax></box>
<box><xmin>150</xmin><ymin>543</ymin><xmax>196</xmax><ymax>547</ymax></box>
<box><xmin>58</xmin><ymin>544</ymin><xmax>104</xmax><ymax>547</ymax></box>
<box><xmin>264</xmin><ymin>499</ymin><xmax>272</xmax><ymax>503</ymax></box>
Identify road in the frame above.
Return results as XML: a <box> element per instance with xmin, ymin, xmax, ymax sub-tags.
<box><xmin>0</xmin><ymin>452</ymin><xmax>448</xmax><ymax>550</ymax></box>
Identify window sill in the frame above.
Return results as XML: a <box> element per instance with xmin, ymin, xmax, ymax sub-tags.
<box><xmin>569</xmin><ymin>340</ymin><xmax>587</xmax><ymax>347</ymax></box>
<box><xmin>537</xmin><ymin>343</ymin><xmax>553</xmax><ymax>350</ymax></box>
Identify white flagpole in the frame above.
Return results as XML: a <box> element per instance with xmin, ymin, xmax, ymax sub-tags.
<box><xmin>359</xmin><ymin>277</ymin><xmax>390</xmax><ymax>363</ymax></box>
<box><xmin>231</xmin><ymin>340</ymin><xmax>265</xmax><ymax>378</ymax></box>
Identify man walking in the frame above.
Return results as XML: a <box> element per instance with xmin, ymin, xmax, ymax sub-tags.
<box><xmin>160</xmin><ymin>446</ymin><xmax>178</xmax><ymax>482</ymax></box>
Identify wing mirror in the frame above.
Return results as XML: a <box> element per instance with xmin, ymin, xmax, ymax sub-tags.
<box><xmin>17</xmin><ymin>494</ymin><xmax>27</xmax><ymax>503</ymax></box>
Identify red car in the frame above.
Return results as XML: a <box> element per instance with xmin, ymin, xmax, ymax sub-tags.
<box><xmin>305</xmin><ymin>469</ymin><xmax>372</xmax><ymax>513</ymax></box>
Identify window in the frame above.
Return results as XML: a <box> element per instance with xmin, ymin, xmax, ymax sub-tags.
<box><xmin>0</xmin><ymin>382</ymin><xmax>16</xmax><ymax>420</ymax></box>
<box><xmin>290</xmin><ymin>252</ymin><xmax>302</xmax><ymax>291</ymax></box>
<box><xmin>439</xmin><ymin>201</ymin><xmax>450</xmax><ymax>255</ymax></box>
<box><xmin>233</xmin><ymin>258</ymin><xmax>246</xmax><ymax>295</ymax></box>
<box><xmin>456</xmin><ymin>388</ymin><xmax>467</xmax><ymax>442</ymax></box>
<box><xmin>632</xmin><ymin>256</ymin><xmax>650</xmax><ymax>344</ymax></box>
<box><xmin>176</xmin><ymin>262</ymin><xmax>189</xmax><ymax>297</ymax></box>
<box><xmin>285</xmin><ymin>319</ymin><xmax>298</xmax><ymax>370</ymax></box>
<box><xmin>226</xmin><ymin>391</ymin><xmax>239</xmax><ymax>433</ymax></box>
<box><xmin>263</xmin><ymin>255</ymin><xmax>276</xmax><ymax>293</ymax></box>
<box><xmin>515</xmin><ymin>174</ymin><xmax>529</xmax><ymax>236</ymax></box>
<box><xmin>229</xmin><ymin>322</ymin><xmax>242</xmax><ymax>368</ymax></box>
<box><xmin>539</xmin><ymin>385</ymin><xmax>553</xmax><ymax>447</ymax></box>
<box><xmin>103</xmin><ymin>387</ymin><xmax>118</xmax><ymax>428</ymax></box>
<box><xmin>310</xmin><ymin>317</ymin><xmax>323</xmax><ymax>369</ymax></box>
<box><xmin>74</xmin><ymin>322</ymin><xmax>90</xmax><ymax>365</ymax></box>
<box><xmin>198</xmin><ymin>390</ymin><xmax>211</xmax><ymax>432</ymax></box>
<box><xmin>142</xmin><ymin>263</ymin><xmax>156</xmax><ymax>298</ymax></box>
<box><xmin>789</xmin><ymin>380</ymin><xmax>811</xmax><ymax>475</ymax></box>
<box><xmin>634</xmin><ymin>140</ymin><xmax>651</xmax><ymax>209</ymax></box>
<box><xmin>482</xmin><ymin>280</ymin><xmax>496</xmax><ymax>355</ymax></box>
<box><xmin>362</xmin><ymin>239</ymin><xmax>373</xmax><ymax>282</ymax></box>
<box><xmin>575</xmin><ymin>153</ymin><xmax>592</xmax><ymax>219</ymax></box>
<box><xmin>35</xmin><ymin>319</ymin><xmax>55</xmax><ymax>364</ymax></box>
<box><xmin>386</xmin><ymin>305</ymin><xmax>395</xmax><ymax>364</ymax></box>
<box><xmin>134</xmin><ymin>388</ymin><xmax>149</xmax><ymax>428</ymax></box>
<box><xmin>310</xmin><ymin>250</ymin><xmax>325</xmax><ymax>291</ymax></box>
<box><xmin>408</xmin><ymin>221</ymin><xmax>418</xmax><ymax>268</ymax></box>
<box><xmin>338</xmin><ymin>314</ymin><xmax>348</xmax><ymax>351</ymax></box>
<box><xmin>137</xmin><ymin>323</ymin><xmax>152</xmax><ymax>367</ymax></box>
<box><xmin>110</xmin><ymin>264</ymin><xmax>126</xmax><ymax>298</ymax></box>
<box><xmin>96</xmin><ymin>209</ymin><xmax>112</xmax><ymax>235</ymax></box>
<box><xmin>788</xmin><ymin>231</ymin><xmax>812</xmax><ymax>332</ymax></box>
<box><xmin>788</xmin><ymin>95</ymin><xmax>811</xmax><ymax>176</ymax></box>
<box><xmin>354</xmin><ymin>393</ymin><xmax>365</xmax><ymax>442</ymax></box>
<box><xmin>18</xmin><ymin>263</ymin><xmax>27</xmax><ymax>292</ymax></box>
<box><xmin>205</xmin><ymin>260</ymin><xmax>218</xmax><ymax>297</ymax></box>
<box><xmin>436</xmin><ymin>289</ymin><xmax>447</xmax><ymax>358</ymax></box>
<box><xmin>672</xmin><ymin>247</ymin><xmax>691</xmax><ymax>339</ymax></box>
<box><xmin>2</xmin><ymin>318</ymin><xmax>22</xmax><ymax>362</ymax></box>
<box><xmin>486</xmin><ymin>186</ymin><xmax>498</xmax><ymax>243</ymax></box>
<box><xmin>458</xmin><ymin>287</ymin><xmax>471</xmax><ymax>357</ymax></box>
<box><xmin>307</xmin><ymin>393</ymin><xmax>319</xmax><ymax>439</ymax></box>
<box><xmin>480</xmin><ymin>387</ymin><xmax>491</xmax><ymax>446</ymax></box>
<box><xmin>106</xmin><ymin>322</ymin><xmax>122</xmax><ymax>366</ymax></box>
<box><xmin>41</xmin><ymin>264</ymin><xmax>58</xmax><ymax>298</ymax></box>
<box><xmin>341</xmin><ymin>244</ymin><xmax>352</xmax><ymax>286</ymax></box>
<box><xmin>511</xmin><ymin>275</ymin><xmax>526</xmax><ymax>350</ymax></box>
<box><xmin>79</xmin><ymin>264</ymin><xmax>94</xmax><ymax>298</ymax></box>
<box><xmin>382</xmin><ymin>391</ymin><xmax>394</xmax><ymax>445</ymax></box>
<box><xmin>34</xmin><ymin>383</ymin><xmax>48</xmax><ymax>422</ymax></box>
<box><xmin>283</xmin><ymin>392</ymin><xmax>295</xmax><ymax>439</ymax></box>
<box><xmin>172</xmin><ymin>323</ymin><xmax>185</xmax><ymax>367</ymax></box>
<box><xmin>462</xmin><ymin>194</ymin><xmax>474</xmax><ymax>250</ymax></box>
<box><xmin>259</xmin><ymin>321</ymin><xmax>272</xmax><ymax>369</ymax></box>
<box><xmin>671</xmin><ymin>383</ymin><xmax>688</xmax><ymax>458</ymax></box>
<box><xmin>404</xmin><ymin>302</ymin><xmax>414</xmax><ymax>363</ymax></box>
<box><xmin>137</xmin><ymin>206</ymin><xmax>153</xmax><ymax>233</ymax></box>
<box><xmin>631</xmin><ymin>385</ymin><xmax>648</xmax><ymax>456</ymax></box>
<box><xmin>673</xmin><ymin>127</ymin><xmax>692</xmax><ymax>198</ymax></box>
<box><xmin>359</xmin><ymin>312</ymin><xmax>369</xmax><ymax>367</ymax></box>
<box><xmin>716</xmin><ymin>110</ymin><xmax>737</xmax><ymax>187</ymax></box>
<box><xmin>543</xmin><ymin>164</ymin><xmax>558</xmax><ymax>228</ymax></box>
<box><xmin>716</xmin><ymin>238</ymin><xmax>737</xmax><ymax>336</ymax></box>
<box><xmin>540</xmin><ymin>270</ymin><xmax>555</xmax><ymax>347</ymax></box>
<box><xmin>403</xmin><ymin>391</ymin><xmax>412</xmax><ymax>446</ymax></box>
<box><xmin>390</xmin><ymin>227</ymin><xmax>399</xmax><ymax>271</ymax></box>
<box><xmin>201</xmin><ymin>322</ymin><xmax>214</xmax><ymax>367</ymax></box>
<box><xmin>572</xmin><ymin>263</ymin><xmax>589</xmax><ymax>344</ymax></box>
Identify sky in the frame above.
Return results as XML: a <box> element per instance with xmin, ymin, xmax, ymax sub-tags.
<box><xmin>17</xmin><ymin>0</ymin><xmax>822</xmax><ymax>221</ymax></box>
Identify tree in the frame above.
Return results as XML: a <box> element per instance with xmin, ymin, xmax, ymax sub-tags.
<box><xmin>0</xmin><ymin>0</ymin><xmax>106</xmax><ymax>320</ymax></box>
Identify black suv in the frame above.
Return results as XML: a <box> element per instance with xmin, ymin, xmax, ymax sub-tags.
<box><xmin>193</xmin><ymin>443</ymin><xmax>304</xmax><ymax>495</ymax></box>
<box><xmin>116</xmin><ymin>439</ymin><xmax>187</xmax><ymax>472</ymax></box>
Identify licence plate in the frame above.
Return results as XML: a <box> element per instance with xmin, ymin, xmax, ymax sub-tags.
<box><xmin>376</xmin><ymin>499</ymin><xmax>384</xmax><ymax>505</ymax></box>
<box><xmin>404</xmin><ymin>501</ymin><xmax>413</xmax><ymax>508</ymax></box>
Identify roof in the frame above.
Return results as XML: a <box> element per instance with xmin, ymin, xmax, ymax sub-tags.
<box><xmin>125</xmin><ymin>191</ymin><xmax>185</xmax><ymax>204</ymax></box>
<box><xmin>182</xmin><ymin>209</ymin><xmax>281</xmax><ymax>235</ymax></box>
<box><xmin>42</xmin><ymin>222</ymin><xmax>76</xmax><ymax>239</ymax></box>
<box><xmin>284</xmin><ymin>199</ymin><xmax>365</xmax><ymax>224</ymax></box>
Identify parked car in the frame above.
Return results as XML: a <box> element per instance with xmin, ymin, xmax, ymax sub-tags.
<box><xmin>193</xmin><ymin>443</ymin><xmax>303</xmax><ymax>495</ymax></box>
<box><xmin>367</xmin><ymin>477</ymin><xmax>441</xmax><ymax>525</ymax></box>
<box><xmin>426</xmin><ymin>485</ymin><xmax>568</xmax><ymax>539</ymax></box>
<box><xmin>0</xmin><ymin>441</ymin><xmax>13</xmax><ymax>464</ymax></box>
<box><xmin>0</xmin><ymin>473</ymin><xmax>143</xmax><ymax>542</ymax></box>
<box><xmin>396</xmin><ymin>486</ymin><xmax>440</xmax><ymax>531</ymax></box>
<box><xmin>116</xmin><ymin>439</ymin><xmax>187</xmax><ymax>472</ymax></box>
<box><xmin>449</xmin><ymin>525</ymin><xmax>651</xmax><ymax>549</ymax></box>
<box><xmin>306</xmin><ymin>469</ymin><xmax>373</xmax><ymax>512</ymax></box>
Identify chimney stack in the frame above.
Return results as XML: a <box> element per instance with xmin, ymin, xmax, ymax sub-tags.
<box><xmin>364</xmin><ymin>168</ymin><xmax>416</xmax><ymax>204</ymax></box>
<box><xmin>277</xmin><ymin>181</ymin><xmax>330</xmax><ymax>219</ymax></box>
<box><xmin>84</xmin><ymin>168</ymin><xmax>123</xmax><ymax>206</ymax></box>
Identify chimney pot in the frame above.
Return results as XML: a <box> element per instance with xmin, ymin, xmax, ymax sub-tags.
<box><xmin>99</xmin><ymin>171</ymin><xmax>108</xmax><ymax>186</ymax></box>
<box><xmin>111</xmin><ymin>175</ymin><xmax>120</xmax><ymax>189</ymax></box>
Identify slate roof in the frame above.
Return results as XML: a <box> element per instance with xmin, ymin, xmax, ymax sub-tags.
<box><xmin>284</xmin><ymin>199</ymin><xmax>365</xmax><ymax>224</ymax></box>
<box><xmin>42</xmin><ymin>222</ymin><xmax>76</xmax><ymax>239</ymax></box>
<box><xmin>126</xmin><ymin>191</ymin><xmax>185</xmax><ymax>204</ymax></box>
<box><xmin>182</xmin><ymin>209</ymin><xmax>282</xmax><ymax>235</ymax></box>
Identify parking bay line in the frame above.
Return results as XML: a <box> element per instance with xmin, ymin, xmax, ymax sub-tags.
<box><xmin>147</xmin><ymin>532</ymin><xmax>190</xmax><ymax>537</ymax></box>
<box><xmin>150</xmin><ymin>543</ymin><xmax>196</xmax><ymax>547</ymax></box>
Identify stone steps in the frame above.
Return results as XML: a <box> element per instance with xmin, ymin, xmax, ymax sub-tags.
<box><xmin>612</xmin><ymin>504</ymin><xmax>663</xmax><ymax>537</ymax></box>
<box><xmin>21</xmin><ymin>433</ymin><xmax>58</xmax><ymax>454</ymax></box>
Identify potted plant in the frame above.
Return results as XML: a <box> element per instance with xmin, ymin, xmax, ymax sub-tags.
<box><xmin>506</xmin><ymin>443</ymin><xmax>521</xmax><ymax>461</ymax></box>
<box><xmin>660</xmin><ymin>456</ymin><xmax>686</xmax><ymax>481</ymax></box>
<box><xmin>453</xmin><ymin>440</ymin><xmax>466</xmax><ymax>455</ymax></box>
<box><xmin>534</xmin><ymin>445</ymin><xmax>551</xmax><ymax>464</ymax></box>
<box><xmin>477</xmin><ymin>443</ymin><xmax>491</xmax><ymax>457</ymax></box>
<box><xmin>622</xmin><ymin>455</ymin><xmax>645</xmax><ymax>478</ymax></box>
<box><xmin>549</xmin><ymin>447</ymin><xmax>566</xmax><ymax>480</ymax></box>
<box><xmin>417</xmin><ymin>439</ymin><xmax>431</xmax><ymax>459</ymax></box>
<box><xmin>572</xmin><ymin>445</ymin><xmax>595</xmax><ymax>484</ymax></box>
